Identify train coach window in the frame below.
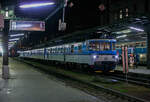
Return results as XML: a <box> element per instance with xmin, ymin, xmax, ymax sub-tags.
<box><xmin>112</xmin><ymin>43</ymin><xmax>116</xmax><ymax>50</ymax></box>
<box><xmin>71</xmin><ymin>45</ymin><xmax>74</xmax><ymax>53</ymax></box>
<box><xmin>61</xmin><ymin>48</ymin><xmax>63</xmax><ymax>53</ymax></box>
<box><xmin>64</xmin><ymin>47</ymin><xmax>66</xmax><ymax>53</ymax></box>
<box><xmin>78</xmin><ymin>45</ymin><xmax>82</xmax><ymax>53</ymax></box>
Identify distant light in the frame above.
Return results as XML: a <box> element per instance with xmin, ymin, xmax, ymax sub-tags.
<box><xmin>10</xmin><ymin>34</ymin><xmax>24</xmax><ymax>37</ymax></box>
<box><xmin>9</xmin><ymin>38</ymin><xmax>19</xmax><ymax>41</ymax></box>
<box><xmin>5</xmin><ymin>11</ymin><xmax>9</xmax><ymax>17</ymax></box>
<box><xmin>0</xmin><ymin>46</ymin><xmax>3</xmax><ymax>56</ymax></box>
<box><xmin>129</xmin><ymin>27</ymin><xmax>144</xmax><ymax>32</ymax></box>
<box><xmin>19</xmin><ymin>2</ymin><xmax>55</xmax><ymax>8</ymax></box>
<box><xmin>116</xmin><ymin>34</ymin><xmax>127</xmax><ymax>39</ymax></box>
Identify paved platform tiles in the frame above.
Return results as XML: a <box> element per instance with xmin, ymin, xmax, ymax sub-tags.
<box><xmin>116</xmin><ymin>65</ymin><xmax>150</xmax><ymax>75</ymax></box>
<box><xmin>0</xmin><ymin>59</ymin><xmax>104</xmax><ymax>102</ymax></box>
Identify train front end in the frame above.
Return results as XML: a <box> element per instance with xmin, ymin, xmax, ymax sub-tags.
<box><xmin>88</xmin><ymin>39</ymin><xmax>118</xmax><ymax>72</ymax></box>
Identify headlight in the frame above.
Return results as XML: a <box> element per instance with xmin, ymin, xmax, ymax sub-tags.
<box><xmin>115</xmin><ymin>55</ymin><xmax>119</xmax><ymax>59</ymax></box>
<box><xmin>93</xmin><ymin>55</ymin><xmax>97</xmax><ymax>59</ymax></box>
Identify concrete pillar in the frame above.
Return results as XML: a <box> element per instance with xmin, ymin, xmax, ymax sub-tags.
<box><xmin>2</xmin><ymin>19</ymin><xmax>9</xmax><ymax>79</ymax></box>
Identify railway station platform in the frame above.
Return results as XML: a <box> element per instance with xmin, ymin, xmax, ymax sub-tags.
<box><xmin>116</xmin><ymin>66</ymin><xmax>150</xmax><ymax>75</ymax></box>
<box><xmin>0</xmin><ymin>58</ymin><xmax>103</xmax><ymax>102</ymax></box>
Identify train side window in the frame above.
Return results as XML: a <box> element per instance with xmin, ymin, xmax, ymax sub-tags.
<box><xmin>112</xmin><ymin>43</ymin><xmax>116</xmax><ymax>50</ymax></box>
<box><xmin>64</xmin><ymin>47</ymin><xmax>66</xmax><ymax>53</ymax></box>
<box><xmin>89</xmin><ymin>42</ymin><xmax>93</xmax><ymax>51</ymax></box>
<box><xmin>58</xmin><ymin>48</ymin><xmax>60</xmax><ymax>53</ymax></box>
<box><xmin>53</xmin><ymin>49</ymin><xmax>54</xmax><ymax>53</ymax></box>
<box><xmin>61</xmin><ymin>48</ymin><xmax>63</xmax><ymax>53</ymax></box>
<box><xmin>71</xmin><ymin>45</ymin><xmax>74</xmax><ymax>53</ymax></box>
<box><xmin>54</xmin><ymin>48</ymin><xmax>56</xmax><ymax>53</ymax></box>
<box><xmin>104</xmin><ymin>42</ymin><xmax>110</xmax><ymax>50</ymax></box>
<box><xmin>78</xmin><ymin>45</ymin><xmax>82</xmax><ymax>53</ymax></box>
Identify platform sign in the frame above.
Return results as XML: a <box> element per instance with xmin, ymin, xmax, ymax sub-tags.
<box><xmin>0</xmin><ymin>14</ymin><xmax>4</xmax><ymax>29</ymax></box>
<box><xmin>10</xmin><ymin>20</ymin><xmax>45</xmax><ymax>31</ymax></box>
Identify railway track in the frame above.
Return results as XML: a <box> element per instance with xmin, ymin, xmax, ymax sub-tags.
<box><xmin>105</xmin><ymin>72</ymin><xmax>150</xmax><ymax>88</ymax></box>
<box><xmin>15</xmin><ymin>58</ymin><xmax>149</xmax><ymax>102</ymax></box>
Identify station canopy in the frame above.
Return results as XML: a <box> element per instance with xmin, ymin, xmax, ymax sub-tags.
<box><xmin>32</xmin><ymin>16</ymin><xmax>150</xmax><ymax>49</ymax></box>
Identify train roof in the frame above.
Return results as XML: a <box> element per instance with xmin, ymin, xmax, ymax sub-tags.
<box><xmin>87</xmin><ymin>39</ymin><xmax>116</xmax><ymax>42</ymax></box>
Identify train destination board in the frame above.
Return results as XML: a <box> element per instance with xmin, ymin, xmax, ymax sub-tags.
<box><xmin>10</xmin><ymin>20</ymin><xmax>45</xmax><ymax>31</ymax></box>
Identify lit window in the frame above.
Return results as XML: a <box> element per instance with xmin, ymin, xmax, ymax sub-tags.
<box><xmin>120</xmin><ymin>10</ymin><xmax>122</xmax><ymax>19</ymax></box>
<box><xmin>126</xmin><ymin>8</ymin><xmax>129</xmax><ymax>17</ymax></box>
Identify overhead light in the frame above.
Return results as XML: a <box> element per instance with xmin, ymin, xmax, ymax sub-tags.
<box><xmin>10</xmin><ymin>33</ymin><xmax>24</xmax><ymax>37</ymax></box>
<box><xmin>19</xmin><ymin>2</ymin><xmax>55</xmax><ymax>8</ymax></box>
<box><xmin>116</xmin><ymin>34</ymin><xmax>127</xmax><ymax>38</ymax></box>
<box><xmin>129</xmin><ymin>27</ymin><xmax>144</xmax><ymax>32</ymax></box>
<box><xmin>9</xmin><ymin>38</ymin><xmax>19</xmax><ymax>41</ymax></box>
<box><xmin>16</xmin><ymin>24</ymin><xmax>32</xmax><ymax>28</ymax></box>
<box><xmin>0</xmin><ymin>46</ymin><xmax>3</xmax><ymax>56</ymax></box>
<box><xmin>115</xmin><ymin>29</ymin><xmax>131</xmax><ymax>34</ymax></box>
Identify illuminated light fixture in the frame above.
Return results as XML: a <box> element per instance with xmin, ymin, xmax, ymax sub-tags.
<box><xmin>0</xmin><ymin>46</ymin><xmax>3</xmax><ymax>56</ymax></box>
<box><xmin>129</xmin><ymin>27</ymin><xmax>144</xmax><ymax>32</ymax></box>
<box><xmin>19</xmin><ymin>2</ymin><xmax>55</xmax><ymax>8</ymax></box>
<box><xmin>93</xmin><ymin>55</ymin><xmax>97</xmax><ymax>59</ymax></box>
<box><xmin>116</xmin><ymin>34</ymin><xmax>127</xmax><ymax>39</ymax></box>
<box><xmin>115</xmin><ymin>29</ymin><xmax>131</xmax><ymax>34</ymax></box>
<box><xmin>5</xmin><ymin>11</ymin><xmax>9</xmax><ymax>17</ymax></box>
<box><xmin>10</xmin><ymin>33</ymin><xmax>24</xmax><ymax>37</ymax></box>
<box><xmin>16</xmin><ymin>24</ymin><xmax>32</xmax><ymax>28</ymax></box>
<box><xmin>9</xmin><ymin>38</ymin><xmax>19</xmax><ymax>41</ymax></box>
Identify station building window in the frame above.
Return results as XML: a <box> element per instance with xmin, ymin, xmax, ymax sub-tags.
<box><xmin>126</xmin><ymin>8</ymin><xmax>129</xmax><ymax>17</ymax></box>
<box><xmin>120</xmin><ymin>10</ymin><xmax>123</xmax><ymax>19</ymax></box>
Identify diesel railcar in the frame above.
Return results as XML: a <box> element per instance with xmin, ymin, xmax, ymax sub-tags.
<box><xmin>19</xmin><ymin>39</ymin><xmax>118</xmax><ymax>72</ymax></box>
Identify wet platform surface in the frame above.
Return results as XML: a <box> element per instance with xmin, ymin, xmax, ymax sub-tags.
<box><xmin>116</xmin><ymin>66</ymin><xmax>150</xmax><ymax>75</ymax></box>
<box><xmin>0</xmin><ymin>58</ymin><xmax>104</xmax><ymax>102</ymax></box>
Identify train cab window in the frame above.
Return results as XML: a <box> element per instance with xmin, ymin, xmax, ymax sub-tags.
<box><xmin>71</xmin><ymin>45</ymin><xmax>74</xmax><ymax>53</ymax></box>
<box><xmin>78</xmin><ymin>45</ymin><xmax>82</xmax><ymax>53</ymax></box>
<box><xmin>100</xmin><ymin>43</ymin><xmax>104</xmax><ymax>51</ymax></box>
<box><xmin>104</xmin><ymin>42</ymin><xmax>110</xmax><ymax>50</ymax></box>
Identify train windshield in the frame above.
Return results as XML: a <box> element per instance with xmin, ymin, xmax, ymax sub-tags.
<box><xmin>88</xmin><ymin>41</ymin><xmax>115</xmax><ymax>51</ymax></box>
